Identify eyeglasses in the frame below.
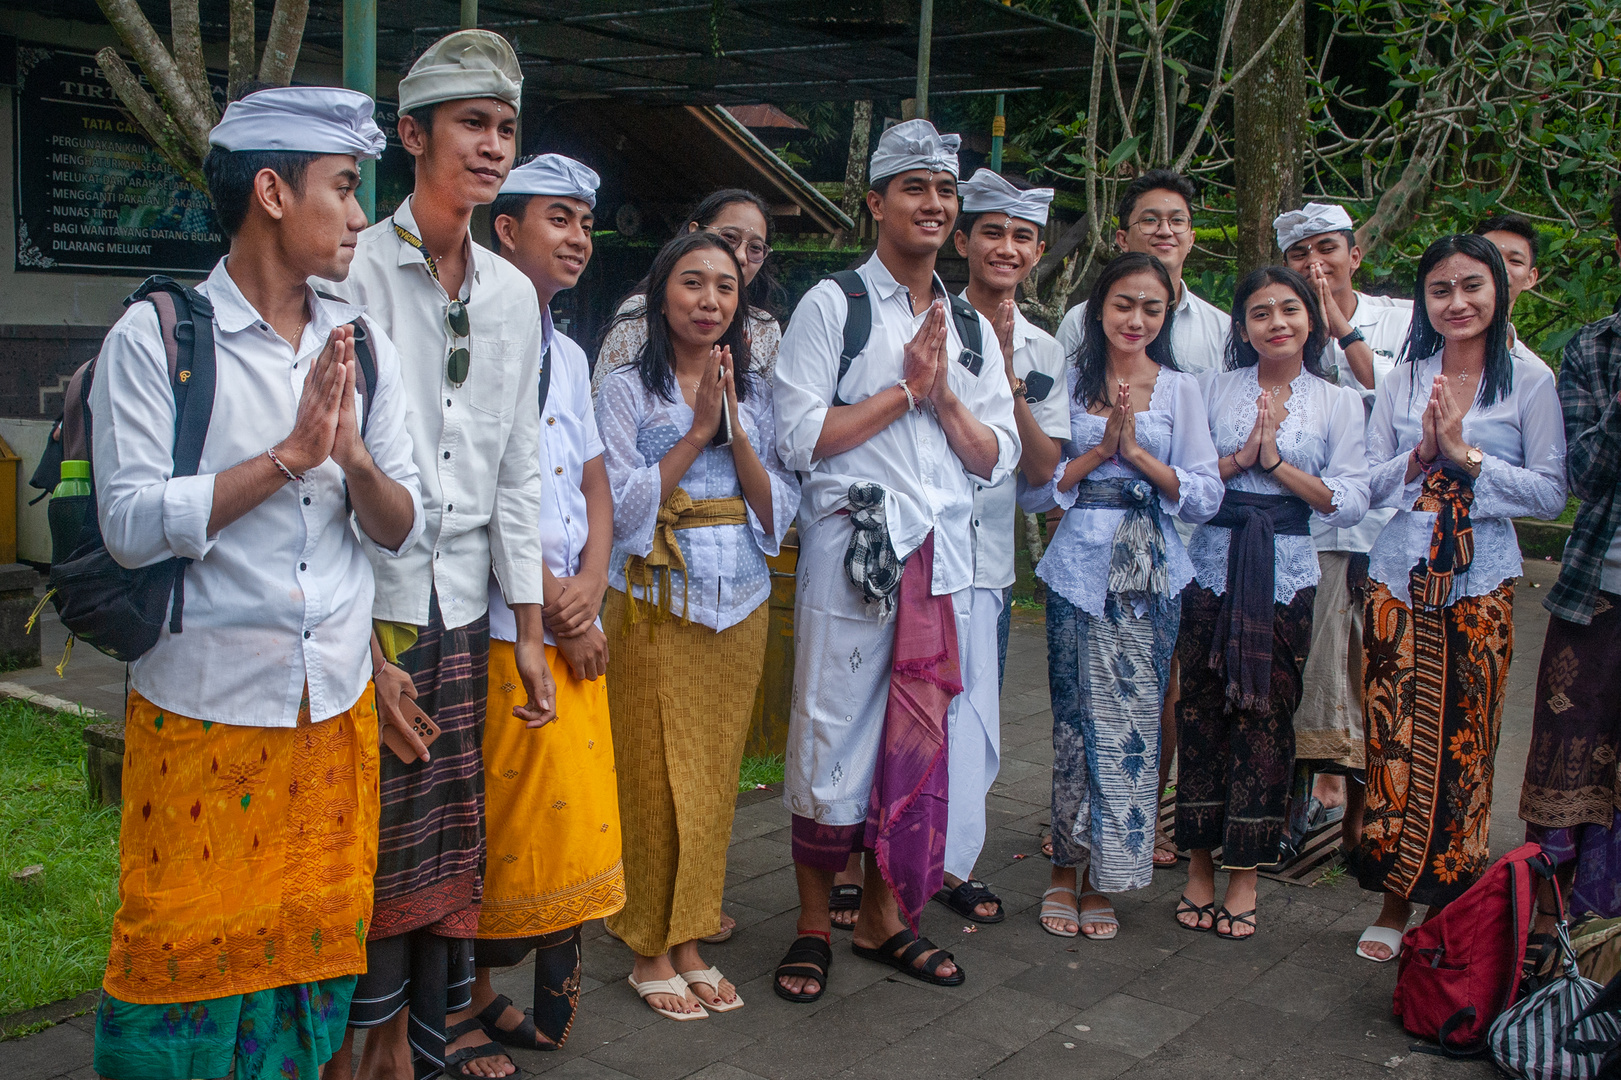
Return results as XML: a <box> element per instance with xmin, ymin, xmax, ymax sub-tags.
<box><xmin>1129</xmin><ymin>213</ymin><xmax>1193</xmax><ymax>236</ymax></box>
<box><xmin>706</xmin><ymin>226</ymin><xmax>772</xmax><ymax>264</ymax></box>
<box><xmin>446</xmin><ymin>300</ymin><xmax>470</xmax><ymax>386</ymax></box>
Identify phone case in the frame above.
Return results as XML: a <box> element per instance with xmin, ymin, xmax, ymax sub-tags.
<box><xmin>380</xmin><ymin>694</ymin><xmax>441</xmax><ymax>765</ymax></box>
<box><xmin>710</xmin><ymin>404</ymin><xmax>734</xmax><ymax>447</ymax></box>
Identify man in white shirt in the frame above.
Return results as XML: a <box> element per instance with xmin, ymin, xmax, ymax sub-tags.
<box><xmin>318</xmin><ymin>30</ymin><xmax>551</xmax><ymax>1080</ymax></box>
<box><xmin>89</xmin><ymin>87</ymin><xmax>423</xmax><ymax>1080</ymax></box>
<box><xmin>934</xmin><ymin>168</ymin><xmax>1070</xmax><ymax>925</ymax></box>
<box><xmin>1475</xmin><ymin>213</ymin><xmax>1551</xmax><ymax>369</ymax></box>
<box><xmin>1056</xmin><ymin>169</ymin><xmax>1230</xmax><ymax>378</ymax></box>
<box><xmin>772</xmin><ymin>120</ymin><xmax>1018</xmax><ymax>1001</ymax></box>
<box><xmin>462</xmin><ymin>153</ymin><xmax>624</xmax><ymax>1053</ymax></box>
<box><xmin>1056</xmin><ymin>168</ymin><xmax>1229</xmax><ymax>864</ymax></box>
<box><xmin>1278</xmin><ymin>201</ymin><xmax>1413</xmax><ymax>851</ymax></box>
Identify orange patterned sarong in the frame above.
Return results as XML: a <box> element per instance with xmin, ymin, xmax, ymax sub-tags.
<box><xmin>478</xmin><ymin>641</ymin><xmax>624</xmax><ymax>938</ymax></box>
<box><xmin>103</xmin><ymin>688</ymin><xmax>380</xmax><ymax>1004</ymax></box>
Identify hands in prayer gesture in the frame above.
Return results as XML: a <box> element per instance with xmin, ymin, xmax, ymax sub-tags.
<box><xmin>1234</xmin><ymin>390</ymin><xmax>1270</xmax><ymax>470</ymax></box>
<box><xmin>688</xmin><ymin>345</ymin><xmax>735</xmax><ymax>445</ymax></box>
<box><xmin>902</xmin><ymin>302</ymin><xmax>949</xmax><ymax>404</ymax></box>
<box><xmin>278</xmin><ymin>325</ymin><xmax>367</xmax><ymax>476</ymax></box>
<box><xmin>1419</xmin><ymin>374</ymin><xmax>1471</xmax><ymax>466</ymax></box>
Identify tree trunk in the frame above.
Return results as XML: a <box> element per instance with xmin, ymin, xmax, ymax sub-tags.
<box><xmin>833</xmin><ymin>99</ymin><xmax>872</xmax><ymax>250</ymax></box>
<box><xmin>1230</xmin><ymin>0</ymin><xmax>1304</xmax><ymax>275</ymax></box>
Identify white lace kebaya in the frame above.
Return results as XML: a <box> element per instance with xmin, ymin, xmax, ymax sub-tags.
<box><xmin>1365</xmin><ymin>350</ymin><xmax>1567</xmax><ymax>606</ymax></box>
<box><xmin>1019</xmin><ymin>365</ymin><xmax>1223</xmax><ymax>618</ymax></box>
<box><xmin>597</xmin><ymin>364</ymin><xmax>800</xmax><ymax>632</ymax></box>
<box><xmin>1188</xmin><ymin>366</ymin><xmax>1371</xmax><ymax>603</ymax></box>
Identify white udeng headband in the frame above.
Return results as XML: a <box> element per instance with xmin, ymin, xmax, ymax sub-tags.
<box><xmin>1273</xmin><ymin>202</ymin><xmax>1356</xmax><ymax>252</ymax></box>
<box><xmin>869</xmin><ymin>118</ymin><xmax>961</xmax><ymax>183</ymax></box>
<box><xmin>958</xmin><ymin>168</ymin><xmax>1054</xmax><ymax>227</ymax></box>
<box><xmin>209</xmin><ymin>86</ymin><xmax>386</xmax><ymax>159</ymax></box>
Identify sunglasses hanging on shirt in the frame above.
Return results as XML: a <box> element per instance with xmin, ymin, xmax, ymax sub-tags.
<box><xmin>446</xmin><ymin>300</ymin><xmax>471</xmax><ymax>387</ymax></box>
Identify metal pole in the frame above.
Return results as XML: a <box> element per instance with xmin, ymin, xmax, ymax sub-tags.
<box><xmin>990</xmin><ymin>93</ymin><xmax>1006</xmax><ymax>171</ymax></box>
<box><xmin>461</xmin><ymin>0</ymin><xmax>477</xmax><ymax>29</ymax></box>
<box><xmin>343</xmin><ymin>0</ymin><xmax>377</xmax><ymax>221</ymax></box>
<box><xmin>915</xmin><ymin>0</ymin><xmax>933</xmax><ymax>120</ymax></box>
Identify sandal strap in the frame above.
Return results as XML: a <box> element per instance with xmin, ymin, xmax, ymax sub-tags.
<box><xmin>445</xmin><ymin>1017</ymin><xmax>486</xmax><ymax>1042</ymax></box>
<box><xmin>1216</xmin><ymin>907</ymin><xmax>1257</xmax><ymax>927</ymax></box>
<box><xmin>444</xmin><ymin>1040</ymin><xmax>511</xmax><ymax>1076</ymax></box>
<box><xmin>1176</xmin><ymin>894</ymin><xmax>1215</xmax><ymax>914</ymax></box>
<box><xmin>475</xmin><ymin>994</ymin><xmax>514</xmax><ymax>1029</ymax></box>
<box><xmin>779</xmin><ymin>935</ymin><xmax>832</xmax><ymax>969</ymax></box>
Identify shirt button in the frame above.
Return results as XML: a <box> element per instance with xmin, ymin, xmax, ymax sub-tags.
<box><xmin>973</xmin><ymin>519</ymin><xmax>981</xmax><ymax>527</ymax></box>
<box><xmin>303</xmin><ymin>496</ymin><xmax>311</xmax><ymax>505</ymax></box>
<box><xmin>547</xmin><ymin>417</ymin><xmax>556</xmax><ymax>425</ymax></box>
<box><xmin>446</xmin><ymin>399</ymin><xmax>452</xmax><ymax>407</ymax></box>
<box><xmin>443</xmin><ymin>451</ymin><xmax>451</xmax><ymax>460</ymax></box>
<box><xmin>554</xmin><ymin>466</ymin><xmax>563</xmax><ymax>475</ymax></box>
<box><xmin>299</xmin><ymin>562</ymin><xmax>307</xmax><ymax>571</ymax></box>
<box><xmin>303</xmin><ymin>630</ymin><xmax>312</xmax><ymax>639</ymax></box>
<box><xmin>446</xmin><ymin>504</ymin><xmax>453</xmax><ymax>512</ymax></box>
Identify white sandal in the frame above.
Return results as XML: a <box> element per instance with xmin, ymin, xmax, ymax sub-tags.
<box><xmin>627</xmin><ymin>973</ymin><xmax>709</xmax><ymax>1021</ymax></box>
<box><xmin>1040</xmin><ymin>886</ymin><xmax>1080</xmax><ymax>938</ymax></box>
<box><xmin>1077</xmin><ymin>889</ymin><xmax>1120</xmax><ymax>941</ymax></box>
<box><xmin>1356</xmin><ymin>925</ymin><xmax>1405</xmax><ymax>963</ymax></box>
<box><xmin>678</xmin><ymin>965</ymin><xmax>744</xmax><ymax>1012</ymax></box>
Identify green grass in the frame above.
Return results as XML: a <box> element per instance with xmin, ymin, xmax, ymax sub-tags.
<box><xmin>738</xmin><ymin>754</ymin><xmax>785</xmax><ymax>792</ymax></box>
<box><xmin>0</xmin><ymin>699</ymin><xmax>120</xmax><ymax>1018</ymax></box>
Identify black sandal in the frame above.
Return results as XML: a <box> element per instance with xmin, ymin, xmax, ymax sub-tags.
<box><xmin>1175</xmin><ymin>894</ymin><xmax>1215</xmax><ymax>932</ymax></box>
<box><xmin>476</xmin><ymin>993</ymin><xmax>557</xmax><ymax>1052</ymax></box>
<box><xmin>443</xmin><ymin>1017</ymin><xmax>518</xmax><ymax>1079</ymax></box>
<box><xmin>774</xmin><ymin>934</ymin><xmax>833</xmax><ymax>1003</ymax></box>
<box><xmin>933</xmin><ymin>879</ymin><xmax>1006</xmax><ymax>924</ymax></box>
<box><xmin>852</xmin><ymin>928</ymin><xmax>966</xmax><ymax>987</ymax></box>
<box><xmin>1215</xmin><ymin>906</ymin><xmax>1257</xmax><ymax>941</ymax></box>
<box><xmin>829</xmin><ymin>883</ymin><xmax>862</xmax><ymax>928</ymax></box>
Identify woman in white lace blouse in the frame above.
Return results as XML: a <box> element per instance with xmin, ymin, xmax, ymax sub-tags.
<box><xmin>1353</xmin><ymin>235</ymin><xmax>1566</xmax><ymax>963</ymax></box>
<box><xmin>1020</xmin><ymin>253</ymin><xmax>1222</xmax><ymax>942</ymax></box>
<box><xmin>1176</xmin><ymin>266</ymin><xmax>1369</xmax><ymax>940</ymax></box>
<box><xmin>597</xmin><ymin>230</ymin><xmax>799</xmax><ymax>1020</ymax></box>
<box><xmin>593</xmin><ymin>189</ymin><xmax>783</xmax><ymax>397</ymax></box>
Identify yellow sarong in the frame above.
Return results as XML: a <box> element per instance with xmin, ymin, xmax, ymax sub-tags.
<box><xmin>478</xmin><ymin>641</ymin><xmax>625</xmax><ymax>938</ymax></box>
<box><xmin>622</xmin><ymin>488</ymin><xmax>748</xmax><ymax>627</ymax></box>
<box><xmin>104</xmin><ymin>688</ymin><xmax>379</xmax><ymax>1004</ymax></box>
<box><xmin>603</xmin><ymin>588</ymin><xmax>768</xmax><ymax>956</ymax></box>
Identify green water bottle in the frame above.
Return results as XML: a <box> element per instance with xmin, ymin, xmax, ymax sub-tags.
<box><xmin>53</xmin><ymin>459</ymin><xmax>92</xmax><ymax>498</ymax></box>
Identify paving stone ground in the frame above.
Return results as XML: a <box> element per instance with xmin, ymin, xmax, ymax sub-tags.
<box><xmin>6</xmin><ymin>558</ymin><xmax>1565</xmax><ymax>1079</ymax></box>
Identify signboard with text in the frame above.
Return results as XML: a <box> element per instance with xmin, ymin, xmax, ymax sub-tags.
<box><xmin>12</xmin><ymin>41</ymin><xmax>412</xmax><ymax>277</ymax></box>
<box><xmin>13</xmin><ymin>42</ymin><xmax>227</xmax><ymax>274</ymax></box>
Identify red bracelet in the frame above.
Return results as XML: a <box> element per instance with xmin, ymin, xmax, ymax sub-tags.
<box><xmin>267</xmin><ymin>447</ymin><xmax>302</xmax><ymax>483</ymax></box>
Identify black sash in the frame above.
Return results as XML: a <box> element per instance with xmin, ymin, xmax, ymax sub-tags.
<box><xmin>1206</xmin><ymin>490</ymin><xmax>1311</xmax><ymax>710</ymax></box>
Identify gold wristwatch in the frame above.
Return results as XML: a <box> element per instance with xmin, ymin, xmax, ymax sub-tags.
<box><xmin>1465</xmin><ymin>446</ymin><xmax>1483</xmax><ymax>473</ymax></box>
<box><xmin>1010</xmin><ymin>376</ymin><xmax>1028</xmax><ymax>400</ymax></box>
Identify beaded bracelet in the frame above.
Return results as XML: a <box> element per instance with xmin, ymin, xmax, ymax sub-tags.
<box><xmin>267</xmin><ymin>447</ymin><xmax>302</xmax><ymax>483</ymax></box>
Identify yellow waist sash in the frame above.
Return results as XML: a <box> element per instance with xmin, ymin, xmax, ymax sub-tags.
<box><xmin>623</xmin><ymin>487</ymin><xmax>748</xmax><ymax>628</ymax></box>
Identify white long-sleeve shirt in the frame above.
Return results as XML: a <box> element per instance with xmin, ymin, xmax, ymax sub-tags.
<box><xmin>318</xmin><ymin>195</ymin><xmax>546</xmax><ymax>630</ymax></box>
<box><xmin>487</xmin><ymin>322</ymin><xmax>599</xmax><ymax>646</ymax></box>
<box><xmin>773</xmin><ymin>254</ymin><xmax>1020</xmax><ymax>597</ymax></box>
<box><xmin>598</xmin><ymin>364</ymin><xmax>799</xmax><ymax>632</ymax></box>
<box><xmin>1366</xmin><ymin>350</ymin><xmax>1567</xmax><ymax>605</ymax></box>
<box><xmin>91</xmin><ymin>259</ymin><xmax>424</xmax><ymax>727</ymax></box>
<box><xmin>1057</xmin><ymin>283</ymin><xmax>1231</xmax><ymax>378</ymax></box>
<box><xmin>1188</xmin><ymin>366</ymin><xmax>1371</xmax><ymax>604</ymax></box>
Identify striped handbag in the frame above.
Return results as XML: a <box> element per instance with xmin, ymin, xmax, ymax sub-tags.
<box><xmin>1489</xmin><ymin>920</ymin><xmax>1621</xmax><ymax>1079</ymax></box>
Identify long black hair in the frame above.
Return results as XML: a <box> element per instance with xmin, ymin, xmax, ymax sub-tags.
<box><xmin>1225</xmin><ymin>265</ymin><xmax>1333</xmax><ymax>381</ymax></box>
<box><xmin>1072</xmin><ymin>253</ymin><xmax>1180</xmax><ymax>409</ymax></box>
<box><xmin>635</xmin><ymin>230</ymin><xmax>757</xmax><ymax>404</ymax></box>
<box><xmin>1399</xmin><ymin>234</ymin><xmax>1513</xmax><ymax>406</ymax></box>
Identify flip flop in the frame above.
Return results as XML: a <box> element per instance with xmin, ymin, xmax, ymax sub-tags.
<box><xmin>1357</xmin><ymin>925</ymin><xmax>1405</xmax><ymax>963</ymax></box>
<box><xmin>1174</xmin><ymin>894</ymin><xmax>1215</xmax><ymax>932</ymax></box>
<box><xmin>627</xmin><ymin>973</ymin><xmax>708</xmax><ymax>1021</ymax></box>
<box><xmin>1040</xmin><ymin>886</ymin><xmax>1079</xmax><ymax>938</ymax></box>
<box><xmin>1077</xmin><ymin>889</ymin><xmax>1120</xmax><ymax>941</ymax></box>
<box><xmin>678</xmin><ymin>965</ymin><xmax>744</xmax><ymax>1013</ymax></box>
<box><xmin>1215</xmin><ymin>906</ymin><xmax>1257</xmax><ymax>941</ymax></box>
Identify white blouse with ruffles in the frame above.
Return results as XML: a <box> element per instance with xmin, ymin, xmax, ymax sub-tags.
<box><xmin>1019</xmin><ymin>366</ymin><xmax>1223</xmax><ymax>618</ymax></box>
<box><xmin>1188</xmin><ymin>366</ymin><xmax>1371</xmax><ymax>603</ymax></box>
<box><xmin>1365</xmin><ymin>350</ymin><xmax>1567</xmax><ymax>606</ymax></box>
<box><xmin>597</xmin><ymin>364</ymin><xmax>800</xmax><ymax>632</ymax></box>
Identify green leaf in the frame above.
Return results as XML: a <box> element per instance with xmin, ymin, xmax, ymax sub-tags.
<box><xmin>1164</xmin><ymin>56</ymin><xmax>1189</xmax><ymax>77</ymax></box>
<box><xmin>1105</xmin><ymin>135</ymin><xmax>1143</xmax><ymax>172</ymax></box>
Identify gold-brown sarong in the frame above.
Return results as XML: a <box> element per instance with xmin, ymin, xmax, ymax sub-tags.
<box><xmin>478</xmin><ymin>640</ymin><xmax>625</xmax><ymax>938</ymax></box>
<box><xmin>603</xmin><ymin>588</ymin><xmax>768</xmax><ymax>956</ymax></box>
<box><xmin>104</xmin><ymin>688</ymin><xmax>380</xmax><ymax>1004</ymax></box>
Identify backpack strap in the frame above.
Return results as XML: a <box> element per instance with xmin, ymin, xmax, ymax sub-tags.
<box><xmin>313</xmin><ymin>290</ymin><xmax>378</xmax><ymax>437</ymax></box>
<box><xmin>538</xmin><ymin>342</ymin><xmax>553</xmax><ymax>417</ymax></box>
<box><xmin>948</xmin><ymin>292</ymin><xmax>985</xmax><ymax>376</ymax></box>
<box><xmin>829</xmin><ymin>269</ymin><xmax>870</xmax><ymax>407</ymax></box>
<box><xmin>126</xmin><ymin>275</ymin><xmax>217</xmax><ymax>635</ymax></box>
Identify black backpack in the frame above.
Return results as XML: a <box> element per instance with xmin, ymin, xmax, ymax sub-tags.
<box><xmin>30</xmin><ymin>275</ymin><xmax>376</xmax><ymax>663</ymax></box>
<box><xmin>825</xmin><ymin>268</ymin><xmax>985</xmax><ymax>405</ymax></box>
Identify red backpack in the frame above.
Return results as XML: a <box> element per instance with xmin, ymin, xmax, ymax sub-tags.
<box><xmin>1393</xmin><ymin>842</ymin><xmax>1551</xmax><ymax>1055</ymax></box>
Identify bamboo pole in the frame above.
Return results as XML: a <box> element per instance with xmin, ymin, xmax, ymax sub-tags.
<box><xmin>914</xmin><ymin>0</ymin><xmax>933</xmax><ymax>120</ymax></box>
<box><xmin>344</xmin><ymin>0</ymin><xmax>377</xmax><ymax>221</ymax></box>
